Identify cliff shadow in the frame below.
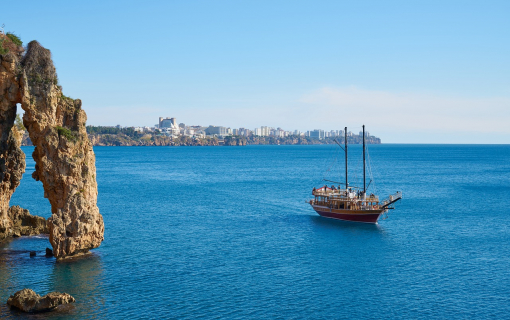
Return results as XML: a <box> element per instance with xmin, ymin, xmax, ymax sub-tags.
<box><xmin>0</xmin><ymin>238</ymin><xmax>104</xmax><ymax>318</ymax></box>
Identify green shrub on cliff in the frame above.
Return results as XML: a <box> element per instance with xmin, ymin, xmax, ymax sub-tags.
<box><xmin>0</xmin><ymin>38</ymin><xmax>7</xmax><ymax>55</ymax></box>
<box><xmin>6</xmin><ymin>33</ymin><xmax>22</xmax><ymax>46</ymax></box>
<box><xmin>0</xmin><ymin>32</ymin><xmax>23</xmax><ymax>55</ymax></box>
<box><xmin>56</xmin><ymin>126</ymin><xmax>77</xmax><ymax>142</ymax></box>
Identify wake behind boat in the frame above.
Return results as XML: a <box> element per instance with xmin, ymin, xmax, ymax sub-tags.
<box><xmin>309</xmin><ymin>125</ymin><xmax>402</xmax><ymax>224</ymax></box>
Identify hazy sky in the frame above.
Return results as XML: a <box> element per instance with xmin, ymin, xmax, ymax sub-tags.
<box><xmin>3</xmin><ymin>0</ymin><xmax>509</xmax><ymax>143</ymax></box>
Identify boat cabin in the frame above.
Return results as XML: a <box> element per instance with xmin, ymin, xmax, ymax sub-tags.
<box><xmin>311</xmin><ymin>187</ymin><xmax>381</xmax><ymax>211</ymax></box>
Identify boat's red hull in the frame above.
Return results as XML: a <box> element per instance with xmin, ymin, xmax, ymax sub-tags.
<box><xmin>312</xmin><ymin>206</ymin><xmax>383</xmax><ymax>224</ymax></box>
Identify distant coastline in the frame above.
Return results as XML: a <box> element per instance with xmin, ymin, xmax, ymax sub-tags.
<box><xmin>20</xmin><ymin>131</ymin><xmax>381</xmax><ymax>147</ymax></box>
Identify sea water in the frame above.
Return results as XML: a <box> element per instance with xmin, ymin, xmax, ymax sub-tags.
<box><xmin>1</xmin><ymin>145</ymin><xmax>510</xmax><ymax>319</ymax></box>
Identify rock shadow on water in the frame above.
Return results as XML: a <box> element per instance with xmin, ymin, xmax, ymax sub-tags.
<box><xmin>3</xmin><ymin>303</ymin><xmax>76</xmax><ymax>319</ymax></box>
<box><xmin>0</xmin><ymin>235</ymin><xmax>54</xmax><ymax>266</ymax></box>
<box><xmin>48</xmin><ymin>252</ymin><xmax>105</xmax><ymax>317</ymax></box>
<box><xmin>309</xmin><ymin>215</ymin><xmax>386</xmax><ymax>234</ymax></box>
<box><xmin>0</xmin><ymin>236</ymin><xmax>105</xmax><ymax>319</ymax></box>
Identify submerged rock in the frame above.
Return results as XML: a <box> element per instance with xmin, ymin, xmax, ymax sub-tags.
<box><xmin>7</xmin><ymin>289</ymin><xmax>75</xmax><ymax>313</ymax></box>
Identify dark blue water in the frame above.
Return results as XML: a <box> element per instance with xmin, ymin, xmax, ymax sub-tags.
<box><xmin>1</xmin><ymin>145</ymin><xmax>510</xmax><ymax>319</ymax></box>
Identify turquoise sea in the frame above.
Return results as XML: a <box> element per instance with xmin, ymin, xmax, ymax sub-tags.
<box><xmin>1</xmin><ymin>145</ymin><xmax>510</xmax><ymax>319</ymax></box>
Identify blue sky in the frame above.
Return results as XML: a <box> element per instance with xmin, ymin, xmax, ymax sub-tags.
<box><xmin>2</xmin><ymin>0</ymin><xmax>509</xmax><ymax>143</ymax></box>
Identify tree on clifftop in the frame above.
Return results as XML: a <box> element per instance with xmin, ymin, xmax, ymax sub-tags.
<box><xmin>15</xmin><ymin>114</ymin><xmax>25</xmax><ymax>131</ymax></box>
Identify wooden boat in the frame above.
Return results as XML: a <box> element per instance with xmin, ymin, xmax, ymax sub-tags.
<box><xmin>309</xmin><ymin>125</ymin><xmax>402</xmax><ymax>224</ymax></box>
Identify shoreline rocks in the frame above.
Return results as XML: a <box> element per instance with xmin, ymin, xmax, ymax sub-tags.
<box><xmin>8</xmin><ymin>205</ymin><xmax>48</xmax><ymax>237</ymax></box>
<box><xmin>0</xmin><ymin>206</ymin><xmax>47</xmax><ymax>242</ymax></box>
<box><xmin>7</xmin><ymin>289</ymin><xmax>75</xmax><ymax>313</ymax></box>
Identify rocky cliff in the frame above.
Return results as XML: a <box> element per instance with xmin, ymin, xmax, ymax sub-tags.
<box><xmin>0</xmin><ymin>36</ymin><xmax>26</xmax><ymax>241</ymax></box>
<box><xmin>0</xmin><ymin>35</ymin><xmax>104</xmax><ymax>258</ymax></box>
<box><xmin>20</xmin><ymin>41</ymin><xmax>104</xmax><ymax>258</ymax></box>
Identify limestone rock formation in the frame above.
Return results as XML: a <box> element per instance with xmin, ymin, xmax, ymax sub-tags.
<box><xmin>7</xmin><ymin>288</ymin><xmax>75</xmax><ymax>313</ymax></box>
<box><xmin>0</xmin><ymin>35</ymin><xmax>104</xmax><ymax>258</ymax></box>
<box><xmin>8</xmin><ymin>205</ymin><xmax>48</xmax><ymax>237</ymax></box>
<box><xmin>20</xmin><ymin>41</ymin><xmax>104</xmax><ymax>258</ymax></box>
<box><xmin>0</xmin><ymin>47</ymin><xmax>26</xmax><ymax>241</ymax></box>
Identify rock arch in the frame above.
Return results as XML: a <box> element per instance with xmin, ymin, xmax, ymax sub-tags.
<box><xmin>0</xmin><ymin>38</ymin><xmax>104</xmax><ymax>258</ymax></box>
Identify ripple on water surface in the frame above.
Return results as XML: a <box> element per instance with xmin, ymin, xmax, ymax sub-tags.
<box><xmin>1</xmin><ymin>145</ymin><xmax>510</xmax><ymax>319</ymax></box>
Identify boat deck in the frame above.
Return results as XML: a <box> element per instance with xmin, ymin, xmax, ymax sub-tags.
<box><xmin>309</xmin><ymin>189</ymin><xmax>402</xmax><ymax>212</ymax></box>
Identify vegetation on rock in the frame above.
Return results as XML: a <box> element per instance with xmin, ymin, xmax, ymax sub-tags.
<box><xmin>0</xmin><ymin>38</ymin><xmax>7</xmax><ymax>55</ymax></box>
<box><xmin>0</xmin><ymin>31</ymin><xmax>24</xmax><ymax>56</ymax></box>
<box><xmin>55</xmin><ymin>125</ymin><xmax>77</xmax><ymax>142</ymax></box>
<box><xmin>15</xmin><ymin>114</ymin><xmax>25</xmax><ymax>131</ymax></box>
<box><xmin>6</xmin><ymin>32</ymin><xmax>22</xmax><ymax>46</ymax></box>
<box><xmin>22</xmin><ymin>41</ymin><xmax>59</xmax><ymax>86</ymax></box>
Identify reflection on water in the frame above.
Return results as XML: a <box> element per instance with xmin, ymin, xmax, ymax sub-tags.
<box><xmin>2</xmin><ymin>145</ymin><xmax>510</xmax><ymax>318</ymax></box>
<box><xmin>310</xmin><ymin>215</ymin><xmax>385</xmax><ymax>233</ymax></box>
<box><xmin>0</xmin><ymin>246</ymin><xmax>12</xmax><ymax>316</ymax></box>
<box><xmin>0</xmin><ymin>236</ymin><xmax>104</xmax><ymax>319</ymax></box>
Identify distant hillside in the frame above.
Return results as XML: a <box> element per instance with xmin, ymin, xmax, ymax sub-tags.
<box><xmin>21</xmin><ymin>127</ymin><xmax>382</xmax><ymax>146</ymax></box>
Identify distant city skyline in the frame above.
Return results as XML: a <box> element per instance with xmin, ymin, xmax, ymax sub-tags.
<box><xmin>104</xmin><ymin>116</ymin><xmax>374</xmax><ymax>141</ymax></box>
<box><xmin>3</xmin><ymin>1</ymin><xmax>509</xmax><ymax>143</ymax></box>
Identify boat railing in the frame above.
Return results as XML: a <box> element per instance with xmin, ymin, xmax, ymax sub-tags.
<box><xmin>312</xmin><ymin>190</ymin><xmax>344</xmax><ymax>196</ymax></box>
<box><xmin>365</xmin><ymin>194</ymin><xmax>379</xmax><ymax>201</ymax></box>
<box><xmin>313</xmin><ymin>190</ymin><xmax>381</xmax><ymax>201</ymax></box>
<box><xmin>380</xmin><ymin>191</ymin><xmax>402</xmax><ymax>206</ymax></box>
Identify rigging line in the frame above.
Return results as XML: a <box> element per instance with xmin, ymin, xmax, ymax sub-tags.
<box><xmin>323</xmin><ymin>146</ymin><xmax>340</xmax><ymax>175</ymax></box>
<box><xmin>333</xmin><ymin>139</ymin><xmax>345</xmax><ymax>151</ymax></box>
<box><xmin>313</xmin><ymin>154</ymin><xmax>327</xmax><ymax>187</ymax></box>
<box><xmin>351</xmin><ymin>146</ymin><xmax>361</xmax><ymax>190</ymax></box>
<box><xmin>366</xmin><ymin>145</ymin><xmax>375</xmax><ymax>192</ymax></box>
<box><xmin>322</xmin><ymin>158</ymin><xmax>339</xmax><ymax>182</ymax></box>
<box><xmin>323</xmin><ymin>179</ymin><xmax>355</xmax><ymax>186</ymax></box>
<box><xmin>318</xmin><ymin>144</ymin><xmax>340</xmax><ymax>186</ymax></box>
<box><xmin>366</xmin><ymin>146</ymin><xmax>379</xmax><ymax>195</ymax></box>
<box><xmin>366</xmin><ymin>179</ymin><xmax>373</xmax><ymax>191</ymax></box>
<box><xmin>366</xmin><ymin>146</ymin><xmax>377</xmax><ymax>194</ymax></box>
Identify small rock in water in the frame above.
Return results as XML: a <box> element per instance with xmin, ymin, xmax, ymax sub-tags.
<box><xmin>7</xmin><ymin>289</ymin><xmax>75</xmax><ymax>313</ymax></box>
<box><xmin>45</xmin><ymin>248</ymin><xmax>53</xmax><ymax>257</ymax></box>
<box><xmin>29</xmin><ymin>251</ymin><xmax>36</xmax><ymax>257</ymax></box>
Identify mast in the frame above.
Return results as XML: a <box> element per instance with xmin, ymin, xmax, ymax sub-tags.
<box><xmin>345</xmin><ymin>126</ymin><xmax>348</xmax><ymax>190</ymax></box>
<box><xmin>363</xmin><ymin>124</ymin><xmax>366</xmax><ymax>194</ymax></box>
